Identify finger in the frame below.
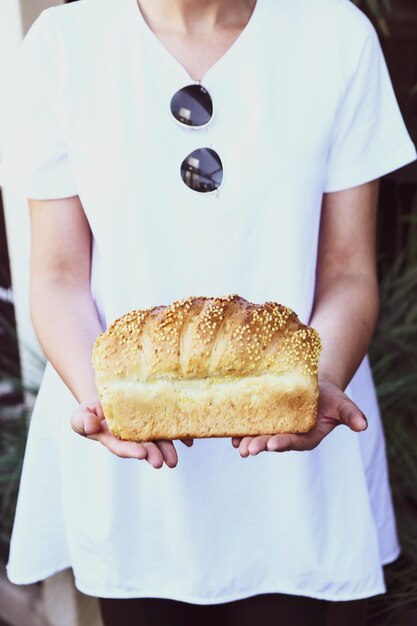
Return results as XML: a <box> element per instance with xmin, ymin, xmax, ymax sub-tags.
<box><xmin>318</xmin><ymin>382</ymin><xmax>367</xmax><ymax>432</ymax></box>
<box><xmin>266</xmin><ymin>431</ymin><xmax>321</xmax><ymax>452</ymax></box>
<box><xmin>83</xmin><ymin>412</ymin><xmax>104</xmax><ymax>435</ymax></box>
<box><xmin>92</xmin><ymin>429</ymin><xmax>148</xmax><ymax>460</ymax></box>
<box><xmin>339</xmin><ymin>398</ymin><xmax>368</xmax><ymax>432</ymax></box>
<box><xmin>155</xmin><ymin>440</ymin><xmax>178</xmax><ymax>468</ymax></box>
<box><xmin>142</xmin><ymin>442</ymin><xmax>164</xmax><ymax>468</ymax></box>
<box><xmin>180</xmin><ymin>438</ymin><xmax>194</xmax><ymax>447</ymax></box>
<box><xmin>247</xmin><ymin>435</ymin><xmax>271</xmax><ymax>456</ymax></box>
<box><xmin>238</xmin><ymin>437</ymin><xmax>255</xmax><ymax>457</ymax></box>
<box><xmin>231</xmin><ymin>437</ymin><xmax>243</xmax><ymax>448</ymax></box>
<box><xmin>85</xmin><ymin>401</ymin><xmax>105</xmax><ymax>420</ymax></box>
<box><xmin>71</xmin><ymin>408</ymin><xmax>102</xmax><ymax>437</ymax></box>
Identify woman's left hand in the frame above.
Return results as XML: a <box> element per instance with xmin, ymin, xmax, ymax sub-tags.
<box><xmin>231</xmin><ymin>378</ymin><xmax>368</xmax><ymax>456</ymax></box>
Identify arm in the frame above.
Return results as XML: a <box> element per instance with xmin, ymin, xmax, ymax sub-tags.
<box><xmin>29</xmin><ymin>195</ymin><xmax>190</xmax><ymax>467</ymax></box>
<box><xmin>310</xmin><ymin>179</ymin><xmax>379</xmax><ymax>390</ymax></box>
<box><xmin>29</xmin><ymin>195</ymin><xmax>102</xmax><ymax>402</ymax></box>
<box><xmin>232</xmin><ymin>180</ymin><xmax>379</xmax><ymax>456</ymax></box>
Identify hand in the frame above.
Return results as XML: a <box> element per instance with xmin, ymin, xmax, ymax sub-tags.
<box><xmin>231</xmin><ymin>378</ymin><xmax>368</xmax><ymax>456</ymax></box>
<box><xmin>71</xmin><ymin>393</ymin><xmax>193</xmax><ymax>469</ymax></box>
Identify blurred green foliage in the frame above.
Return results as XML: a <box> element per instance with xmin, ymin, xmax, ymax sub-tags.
<box><xmin>0</xmin><ymin>313</ymin><xmax>42</xmax><ymax>546</ymax></box>
<box><xmin>368</xmin><ymin>185</ymin><xmax>417</xmax><ymax>624</ymax></box>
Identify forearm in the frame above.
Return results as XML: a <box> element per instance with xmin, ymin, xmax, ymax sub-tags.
<box><xmin>308</xmin><ymin>272</ymin><xmax>379</xmax><ymax>391</ymax></box>
<box><xmin>30</xmin><ymin>279</ymin><xmax>104</xmax><ymax>403</ymax></box>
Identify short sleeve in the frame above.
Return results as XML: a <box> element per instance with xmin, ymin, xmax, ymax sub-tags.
<box><xmin>323</xmin><ymin>6</ymin><xmax>417</xmax><ymax>193</ymax></box>
<box><xmin>0</xmin><ymin>10</ymin><xmax>77</xmax><ymax>199</ymax></box>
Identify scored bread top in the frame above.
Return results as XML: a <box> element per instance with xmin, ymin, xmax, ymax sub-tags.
<box><xmin>92</xmin><ymin>294</ymin><xmax>322</xmax><ymax>383</ymax></box>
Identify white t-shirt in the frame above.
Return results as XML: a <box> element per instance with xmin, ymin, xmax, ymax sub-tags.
<box><xmin>1</xmin><ymin>0</ymin><xmax>416</xmax><ymax>602</ymax></box>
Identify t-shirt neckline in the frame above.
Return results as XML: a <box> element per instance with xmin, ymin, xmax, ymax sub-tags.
<box><xmin>127</xmin><ymin>0</ymin><xmax>263</xmax><ymax>85</ymax></box>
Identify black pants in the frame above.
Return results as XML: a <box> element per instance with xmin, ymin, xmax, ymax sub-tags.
<box><xmin>98</xmin><ymin>592</ymin><xmax>369</xmax><ymax>626</ymax></box>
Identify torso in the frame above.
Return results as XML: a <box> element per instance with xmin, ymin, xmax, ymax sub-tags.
<box><xmin>9</xmin><ymin>0</ymin><xmax>401</xmax><ymax>600</ymax></box>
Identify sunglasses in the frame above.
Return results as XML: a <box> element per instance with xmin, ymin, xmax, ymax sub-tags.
<box><xmin>170</xmin><ymin>82</ymin><xmax>224</xmax><ymax>194</ymax></box>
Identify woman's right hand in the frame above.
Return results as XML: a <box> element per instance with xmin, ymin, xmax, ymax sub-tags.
<box><xmin>71</xmin><ymin>394</ymin><xmax>193</xmax><ymax>469</ymax></box>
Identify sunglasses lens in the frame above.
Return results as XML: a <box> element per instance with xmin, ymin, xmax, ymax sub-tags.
<box><xmin>170</xmin><ymin>84</ymin><xmax>213</xmax><ymax>127</ymax></box>
<box><xmin>180</xmin><ymin>148</ymin><xmax>223</xmax><ymax>193</ymax></box>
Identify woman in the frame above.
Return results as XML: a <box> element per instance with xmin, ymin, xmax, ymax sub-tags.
<box><xmin>0</xmin><ymin>0</ymin><xmax>415</xmax><ymax>624</ymax></box>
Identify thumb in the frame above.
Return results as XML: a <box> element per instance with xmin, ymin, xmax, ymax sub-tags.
<box><xmin>338</xmin><ymin>396</ymin><xmax>368</xmax><ymax>432</ymax></box>
<box><xmin>72</xmin><ymin>404</ymin><xmax>103</xmax><ymax>437</ymax></box>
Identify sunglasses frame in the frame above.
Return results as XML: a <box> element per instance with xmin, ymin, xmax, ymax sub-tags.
<box><xmin>170</xmin><ymin>81</ymin><xmax>224</xmax><ymax>196</ymax></box>
<box><xmin>170</xmin><ymin>82</ymin><xmax>216</xmax><ymax>131</ymax></box>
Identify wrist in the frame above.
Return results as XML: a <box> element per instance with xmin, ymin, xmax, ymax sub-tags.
<box><xmin>317</xmin><ymin>371</ymin><xmax>344</xmax><ymax>390</ymax></box>
<box><xmin>77</xmin><ymin>389</ymin><xmax>100</xmax><ymax>405</ymax></box>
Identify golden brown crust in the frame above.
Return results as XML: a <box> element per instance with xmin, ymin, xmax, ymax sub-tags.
<box><xmin>99</xmin><ymin>374</ymin><xmax>318</xmax><ymax>441</ymax></box>
<box><xmin>92</xmin><ymin>294</ymin><xmax>322</xmax><ymax>441</ymax></box>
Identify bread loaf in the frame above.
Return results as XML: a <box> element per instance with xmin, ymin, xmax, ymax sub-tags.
<box><xmin>91</xmin><ymin>294</ymin><xmax>322</xmax><ymax>441</ymax></box>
